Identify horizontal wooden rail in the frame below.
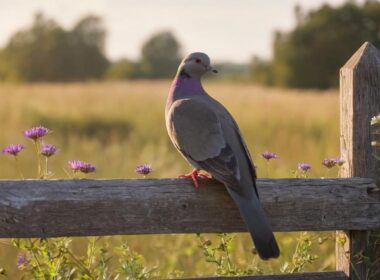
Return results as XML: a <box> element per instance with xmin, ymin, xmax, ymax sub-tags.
<box><xmin>0</xmin><ymin>177</ymin><xmax>378</xmax><ymax>238</ymax></box>
<box><xmin>180</xmin><ymin>271</ymin><xmax>348</xmax><ymax>279</ymax></box>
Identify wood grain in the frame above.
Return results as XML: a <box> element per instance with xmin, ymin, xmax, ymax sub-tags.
<box><xmin>340</xmin><ymin>41</ymin><xmax>380</xmax><ymax>180</ymax></box>
<box><xmin>0</xmin><ymin>177</ymin><xmax>377</xmax><ymax>238</ymax></box>
<box><xmin>337</xmin><ymin>41</ymin><xmax>380</xmax><ymax>280</ymax></box>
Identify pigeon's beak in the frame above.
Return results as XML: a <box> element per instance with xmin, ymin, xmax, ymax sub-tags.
<box><xmin>207</xmin><ymin>65</ymin><xmax>218</xmax><ymax>73</ymax></box>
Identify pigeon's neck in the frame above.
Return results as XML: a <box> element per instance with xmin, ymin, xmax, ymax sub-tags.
<box><xmin>166</xmin><ymin>74</ymin><xmax>207</xmax><ymax>111</ymax></box>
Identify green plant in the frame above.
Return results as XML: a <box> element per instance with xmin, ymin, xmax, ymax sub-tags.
<box><xmin>3</xmin><ymin>127</ymin><xmax>160</xmax><ymax>280</ymax></box>
<box><xmin>280</xmin><ymin>232</ymin><xmax>323</xmax><ymax>273</ymax></box>
<box><xmin>197</xmin><ymin>233</ymin><xmax>263</xmax><ymax>276</ymax></box>
<box><xmin>117</xmin><ymin>243</ymin><xmax>158</xmax><ymax>280</ymax></box>
<box><xmin>13</xmin><ymin>237</ymin><xmax>111</xmax><ymax>279</ymax></box>
<box><xmin>371</xmin><ymin>114</ymin><xmax>380</xmax><ymax>161</ymax></box>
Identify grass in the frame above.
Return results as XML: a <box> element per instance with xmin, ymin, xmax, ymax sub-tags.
<box><xmin>0</xmin><ymin>80</ymin><xmax>339</xmax><ymax>278</ymax></box>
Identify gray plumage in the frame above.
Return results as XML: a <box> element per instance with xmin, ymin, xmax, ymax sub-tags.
<box><xmin>166</xmin><ymin>52</ymin><xmax>280</xmax><ymax>260</ymax></box>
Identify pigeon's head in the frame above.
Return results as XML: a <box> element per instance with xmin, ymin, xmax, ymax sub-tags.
<box><xmin>177</xmin><ymin>52</ymin><xmax>217</xmax><ymax>78</ymax></box>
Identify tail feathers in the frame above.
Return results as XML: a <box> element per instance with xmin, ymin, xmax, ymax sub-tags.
<box><xmin>226</xmin><ymin>188</ymin><xmax>280</xmax><ymax>260</ymax></box>
<box><xmin>254</xmin><ymin>231</ymin><xmax>280</xmax><ymax>260</ymax></box>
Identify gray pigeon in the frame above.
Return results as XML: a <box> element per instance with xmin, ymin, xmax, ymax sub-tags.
<box><xmin>165</xmin><ymin>52</ymin><xmax>280</xmax><ymax>260</ymax></box>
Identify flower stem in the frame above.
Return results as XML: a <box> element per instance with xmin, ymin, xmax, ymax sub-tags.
<box><xmin>45</xmin><ymin>157</ymin><xmax>49</xmax><ymax>179</ymax></box>
<box><xmin>27</xmin><ymin>238</ymin><xmax>46</xmax><ymax>280</ymax></box>
<box><xmin>33</xmin><ymin>141</ymin><xmax>42</xmax><ymax>178</ymax></box>
<box><xmin>14</xmin><ymin>156</ymin><xmax>24</xmax><ymax>179</ymax></box>
<box><xmin>221</xmin><ymin>234</ymin><xmax>233</xmax><ymax>273</ymax></box>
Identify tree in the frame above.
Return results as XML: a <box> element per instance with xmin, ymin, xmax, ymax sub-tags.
<box><xmin>251</xmin><ymin>1</ymin><xmax>380</xmax><ymax>89</ymax></box>
<box><xmin>104</xmin><ymin>59</ymin><xmax>137</xmax><ymax>80</ymax></box>
<box><xmin>0</xmin><ymin>13</ymin><xmax>64</xmax><ymax>81</ymax></box>
<box><xmin>65</xmin><ymin>15</ymin><xmax>109</xmax><ymax>80</ymax></box>
<box><xmin>140</xmin><ymin>31</ymin><xmax>182</xmax><ymax>78</ymax></box>
<box><xmin>72</xmin><ymin>15</ymin><xmax>106</xmax><ymax>51</ymax></box>
<box><xmin>250</xmin><ymin>56</ymin><xmax>273</xmax><ymax>86</ymax></box>
<box><xmin>0</xmin><ymin>12</ymin><xmax>109</xmax><ymax>82</ymax></box>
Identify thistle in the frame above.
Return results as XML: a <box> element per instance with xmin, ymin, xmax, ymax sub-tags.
<box><xmin>298</xmin><ymin>163</ymin><xmax>311</xmax><ymax>172</ymax></box>
<box><xmin>41</xmin><ymin>143</ymin><xmax>57</xmax><ymax>157</ymax></box>
<box><xmin>321</xmin><ymin>158</ymin><xmax>336</xmax><ymax>169</ymax></box>
<box><xmin>135</xmin><ymin>164</ymin><xmax>152</xmax><ymax>177</ymax></box>
<box><xmin>68</xmin><ymin>160</ymin><xmax>96</xmax><ymax>177</ymax></box>
<box><xmin>261</xmin><ymin>151</ymin><xmax>278</xmax><ymax>177</ymax></box>
<box><xmin>23</xmin><ymin>126</ymin><xmax>49</xmax><ymax>141</ymax></box>
<box><xmin>41</xmin><ymin>143</ymin><xmax>57</xmax><ymax>177</ymax></box>
<box><xmin>2</xmin><ymin>144</ymin><xmax>25</xmax><ymax>178</ymax></box>
<box><xmin>24</xmin><ymin>126</ymin><xmax>50</xmax><ymax>177</ymax></box>
<box><xmin>261</xmin><ymin>151</ymin><xmax>278</xmax><ymax>161</ymax></box>
<box><xmin>297</xmin><ymin>163</ymin><xmax>312</xmax><ymax>178</ymax></box>
<box><xmin>2</xmin><ymin>144</ymin><xmax>24</xmax><ymax>156</ymax></box>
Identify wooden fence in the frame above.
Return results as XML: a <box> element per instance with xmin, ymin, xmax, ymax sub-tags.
<box><xmin>0</xmin><ymin>42</ymin><xmax>379</xmax><ymax>280</ymax></box>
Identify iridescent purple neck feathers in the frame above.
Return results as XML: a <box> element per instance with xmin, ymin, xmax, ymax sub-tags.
<box><xmin>166</xmin><ymin>74</ymin><xmax>207</xmax><ymax>111</ymax></box>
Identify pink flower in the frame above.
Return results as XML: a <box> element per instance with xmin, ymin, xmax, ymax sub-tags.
<box><xmin>68</xmin><ymin>160</ymin><xmax>96</xmax><ymax>173</ymax></box>
<box><xmin>24</xmin><ymin>126</ymin><xmax>49</xmax><ymax>140</ymax></box>
<box><xmin>298</xmin><ymin>163</ymin><xmax>312</xmax><ymax>172</ymax></box>
<box><xmin>41</xmin><ymin>143</ymin><xmax>57</xmax><ymax>157</ymax></box>
<box><xmin>135</xmin><ymin>164</ymin><xmax>152</xmax><ymax>175</ymax></box>
<box><xmin>322</xmin><ymin>158</ymin><xmax>337</xmax><ymax>169</ymax></box>
<box><xmin>2</xmin><ymin>144</ymin><xmax>24</xmax><ymax>156</ymax></box>
<box><xmin>261</xmin><ymin>151</ymin><xmax>278</xmax><ymax>161</ymax></box>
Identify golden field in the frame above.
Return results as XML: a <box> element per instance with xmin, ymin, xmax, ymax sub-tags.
<box><xmin>0</xmin><ymin>81</ymin><xmax>339</xmax><ymax>278</ymax></box>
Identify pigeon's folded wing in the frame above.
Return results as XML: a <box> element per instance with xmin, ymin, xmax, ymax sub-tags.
<box><xmin>168</xmin><ymin>98</ymin><xmax>226</xmax><ymax>160</ymax></box>
<box><xmin>167</xmin><ymin>98</ymin><xmax>240</xmax><ymax>188</ymax></box>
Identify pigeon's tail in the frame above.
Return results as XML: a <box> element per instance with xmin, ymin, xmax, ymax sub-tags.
<box><xmin>226</xmin><ymin>187</ymin><xmax>280</xmax><ymax>260</ymax></box>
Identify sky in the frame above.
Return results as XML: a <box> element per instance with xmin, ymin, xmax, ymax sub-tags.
<box><xmin>0</xmin><ymin>0</ymin><xmax>365</xmax><ymax>63</ymax></box>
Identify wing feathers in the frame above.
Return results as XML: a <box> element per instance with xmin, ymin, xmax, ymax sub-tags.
<box><xmin>168</xmin><ymin>98</ymin><xmax>226</xmax><ymax>161</ymax></box>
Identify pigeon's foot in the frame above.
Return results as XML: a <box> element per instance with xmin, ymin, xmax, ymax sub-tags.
<box><xmin>178</xmin><ymin>169</ymin><xmax>210</xmax><ymax>189</ymax></box>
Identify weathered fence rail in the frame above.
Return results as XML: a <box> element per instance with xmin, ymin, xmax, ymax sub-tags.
<box><xmin>0</xmin><ymin>177</ymin><xmax>378</xmax><ymax>238</ymax></box>
<box><xmin>0</xmin><ymin>42</ymin><xmax>379</xmax><ymax>280</ymax></box>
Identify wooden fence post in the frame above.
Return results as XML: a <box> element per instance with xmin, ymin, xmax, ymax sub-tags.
<box><xmin>337</xmin><ymin>42</ymin><xmax>380</xmax><ymax>279</ymax></box>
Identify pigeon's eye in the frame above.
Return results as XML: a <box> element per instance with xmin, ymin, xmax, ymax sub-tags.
<box><xmin>195</xmin><ymin>58</ymin><xmax>202</xmax><ymax>64</ymax></box>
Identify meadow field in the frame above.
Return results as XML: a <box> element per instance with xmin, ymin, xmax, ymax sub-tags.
<box><xmin>0</xmin><ymin>81</ymin><xmax>339</xmax><ymax>278</ymax></box>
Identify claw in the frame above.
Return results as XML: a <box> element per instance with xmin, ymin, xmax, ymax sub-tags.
<box><xmin>178</xmin><ymin>169</ymin><xmax>210</xmax><ymax>189</ymax></box>
<box><xmin>198</xmin><ymin>172</ymin><xmax>212</xmax><ymax>179</ymax></box>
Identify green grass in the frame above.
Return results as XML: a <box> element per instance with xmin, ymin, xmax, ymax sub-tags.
<box><xmin>0</xmin><ymin>81</ymin><xmax>339</xmax><ymax>278</ymax></box>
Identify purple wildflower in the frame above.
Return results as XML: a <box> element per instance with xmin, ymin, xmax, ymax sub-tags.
<box><xmin>41</xmin><ymin>143</ymin><xmax>57</xmax><ymax>157</ymax></box>
<box><xmin>68</xmin><ymin>160</ymin><xmax>96</xmax><ymax>173</ymax></box>
<box><xmin>322</xmin><ymin>158</ymin><xmax>337</xmax><ymax>169</ymax></box>
<box><xmin>298</xmin><ymin>163</ymin><xmax>312</xmax><ymax>172</ymax></box>
<box><xmin>2</xmin><ymin>144</ymin><xmax>24</xmax><ymax>156</ymax></box>
<box><xmin>261</xmin><ymin>151</ymin><xmax>278</xmax><ymax>160</ymax></box>
<box><xmin>23</xmin><ymin>126</ymin><xmax>49</xmax><ymax>140</ymax></box>
<box><xmin>17</xmin><ymin>252</ymin><xmax>29</xmax><ymax>268</ymax></box>
<box><xmin>135</xmin><ymin>164</ymin><xmax>152</xmax><ymax>175</ymax></box>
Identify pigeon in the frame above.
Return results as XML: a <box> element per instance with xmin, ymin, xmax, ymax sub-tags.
<box><xmin>165</xmin><ymin>52</ymin><xmax>280</xmax><ymax>260</ymax></box>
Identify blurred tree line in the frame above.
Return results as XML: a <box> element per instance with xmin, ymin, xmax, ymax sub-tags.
<box><xmin>251</xmin><ymin>0</ymin><xmax>380</xmax><ymax>89</ymax></box>
<box><xmin>0</xmin><ymin>13</ymin><xmax>109</xmax><ymax>82</ymax></box>
<box><xmin>0</xmin><ymin>12</ymin><xmax>182</xmax><ymax>82</ymax></box>
<box><xmin>1</xmin><ymin>1</ymin><xmax>380</xmax><ymax>87</ymax></box>
<box><xmin>104</xmin><ymin>31</ymin><xmax>181</xmax><ymax>80</ymax></box>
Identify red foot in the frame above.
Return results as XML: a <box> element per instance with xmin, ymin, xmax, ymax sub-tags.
<box><xmin>178</xmin><ymin>169</ymin><xmax>211</xmax><ymax>189</ymax></box>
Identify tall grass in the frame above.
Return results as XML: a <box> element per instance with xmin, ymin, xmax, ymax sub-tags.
<box><xmin>0</xmin><ymin>81</ymin><xmax>339</xmax><ymax>278</ymax></box>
